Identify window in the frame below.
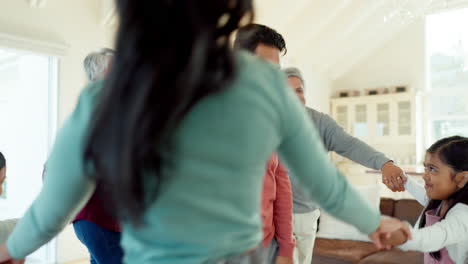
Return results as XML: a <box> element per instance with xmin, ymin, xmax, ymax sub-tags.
<box><xmin>0</xmin><ymin>47</ymin><xmax>58</xmax><ymax>263</ymax></box>
<box><xmin>427</xmin><ymin>9</ymin><xmax>468</xmax><ymax>141</ymax></box>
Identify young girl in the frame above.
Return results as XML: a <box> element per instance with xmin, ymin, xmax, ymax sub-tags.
<box><xmin>389</xmin><ymin>136</ymin><xmax>468</xmax><ymax>263</ymax></box>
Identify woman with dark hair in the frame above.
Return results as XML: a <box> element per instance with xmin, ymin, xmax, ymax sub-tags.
<box><xmin>0</xmin><ymin>1</ymin><xmax>407</xmax><ymax>263</ymax></box>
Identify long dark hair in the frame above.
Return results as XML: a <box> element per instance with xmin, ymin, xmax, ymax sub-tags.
<box><xmin>419</xmin><ymin>136</ymin><xmax>468</xmax><ymax>260</ymax></box>
<box><xmin>84</xmin><ymin>0</ymin><xmax>253</xmax><ymax>225</ymax></box>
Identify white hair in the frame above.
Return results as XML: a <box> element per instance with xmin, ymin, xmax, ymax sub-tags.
<box><xmin>83</xmin><ymin>48</ymin><xmax>115</xmax><ymax>81</ymax></box>
<box><xmin>283</xmin><ymin>67</ymin><xmax>305</xmax><ymax>88</ymax></box>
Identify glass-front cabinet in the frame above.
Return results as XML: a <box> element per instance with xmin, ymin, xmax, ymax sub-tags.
<box><xmin>376</xmin><ymin>103</ymin><xmax>390</xmax><ymax>136</ymax></box>
<box><xmin>398</xmin><ymin>101</ymin><xmax>412</xmax><ymax>136</ymax></box>
<box><xmin>354</xmin><ymin>104</ymin><xmax>368</xmax><ymax>138</ymax></box>
<box><xmin>331</xmin><ymin>93</ymin><xmax>418</xmax><ymax>143</ymax></box>
<box><xmin>336</xmin><ymin>105</ymin><xmax>349</xmax><ymax>133</ymax></box>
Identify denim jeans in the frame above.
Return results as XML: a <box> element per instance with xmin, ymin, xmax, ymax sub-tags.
<box><xmin>73</xmin><ymin>220</ymin><xmax>124</xmax><ymax>264</ymax></box>
<box><xmin>265</xmin><ymin>238</ymin><xmax>279</xmax><ymax>264</ymax></box>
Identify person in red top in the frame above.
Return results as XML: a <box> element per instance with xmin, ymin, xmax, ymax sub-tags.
<box><xmin>42</xmin><ymin>49</ymin><xmax>122</xmax><ymax>264</ymax></box>
<box><xmin>234</xmin><ymin>24</ymin><xmax>295</xmax><ymax>264</ymax></box>
<box><xmin>73</xmin><ymin>48</ymin><xmax>122</xmax><ymax>264</ymax></box>
<box><xmin>262</xmin><ymin>154</ymin><xmax>295</xmax><ymax>264</ymax></box>
<box><xmin>72</xmin><ymin>188</ymin><xmax>122</xmax><ymax>264</ymax></box>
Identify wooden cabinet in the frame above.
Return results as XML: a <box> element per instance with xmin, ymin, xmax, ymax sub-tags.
<box><xmin>331</xmin><ymin>93</ymin><xmax>420</xmax><ymax>144</ymax></box>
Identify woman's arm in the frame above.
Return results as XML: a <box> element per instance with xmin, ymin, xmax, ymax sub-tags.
<box><xmin>1</xmin><ymin>84</ymin><xmax>101</xmax><ymax>260</ymax></box>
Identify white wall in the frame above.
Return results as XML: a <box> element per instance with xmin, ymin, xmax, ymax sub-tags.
<box><xmin>304</xmin><ymin>69</ymin><xmax>332</xmax><ymax>113</ymax></box>
<box><xmin>333</xmin><ymin>19</ymin><xmax>426</xmax><ymax>95</ymax></box>
<box><xmin>0</xmin><ymin>52</ymin><xmax>50</xmax><ymax>227</ymax></box>
<box><xmin>0</xmin><ymin>0</ymin><xmax>115</xmax><ymax>123</ymax></box>
<box><xmin>284</xmin><ymin>57</ymin><xmax>333</xmax><ymax>114</ymax></box>
<box><xmin>0</xmin><ymin>1</ymin><xmax>115</xmax><ymax>263</ymax></box>
<box><xmin>331</xmin><ymin>19</ymin><xmax>426</xmax><ymax>187</ymax></box>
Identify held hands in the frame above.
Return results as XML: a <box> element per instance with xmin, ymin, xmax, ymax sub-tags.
<box><xmin>0</xmin><ymin>260</ymin><xmax>24</xmax><ymax>264</ymax></box>
<box><xmin>368</xmin><ymin>217</ymin><xmax>412</xmax><ymax>250</ymax></box>
<box><xmin>381</xmin><ymin>161</ymin><xmax>407</xmax><ymax>192</ymax></box>
<box><xmin>0</xmin><ymin>244</ymin><xmax>24</xmax><ymax>264</ymax></box>
<box><xmin>275</xmin><ymin>256</ymin><xmax>294</xmax><ymax>264</ymax></box>
<box><xmin>380</xmin><ymin>228</ymin><xmax>409</xmax><ymax>248</ymax></box>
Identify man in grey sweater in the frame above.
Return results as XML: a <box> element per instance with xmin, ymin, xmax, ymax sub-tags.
<box><xmin>233</xmin><ymin>22</ymin><xmax>406</xmax><ymax>263</ymax></box>
<box><xmin>283</xmin><ymin>67</ymin><xmax>406</xmax><ymax>264</ymax></box>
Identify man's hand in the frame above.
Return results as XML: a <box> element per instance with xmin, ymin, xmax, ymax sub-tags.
<box><xmin>381</xmin><ymin>161</ymin><xmax>406</xmax><ymax>192</ymax></box>
<box><xmin>275</xmin><ymin>256</ymin><xmax>294</xmax><ymax>264</ymax></box>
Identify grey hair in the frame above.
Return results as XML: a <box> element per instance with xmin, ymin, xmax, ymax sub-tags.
<box><xmin>83</xmin><ymin>48</ymin><xmax>115</xmax><ymax>81</ymax></box>
<box><xmin>283</xmin><ymin>67</ymin><xmax>305</xmax><ymax>87</ymax></box>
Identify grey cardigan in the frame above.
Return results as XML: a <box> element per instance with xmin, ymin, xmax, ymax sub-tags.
<box><xmin>291</xmin><ymin>108</ymin><xmax>390</xmax><ymax>213</ymax></box>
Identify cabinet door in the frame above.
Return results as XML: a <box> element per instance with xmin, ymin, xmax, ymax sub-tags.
<box><xmin>398</xmin><ymin>101</ymin><xmax>412</xmax><ymax>136</ymax></box>
<box><xmin>354</xmin><ymin>104</ymin><xmax>368</xmax><ymax>137</ymax></box>
<box><xmin>336</xmin><ymin>105</ymin><xmax>349</xmax><ymax>132</ymax></box>
<box><xmin>376</xmin><ymin>103</ymin><xmax>390</xmax><ymax>136</ymax></box>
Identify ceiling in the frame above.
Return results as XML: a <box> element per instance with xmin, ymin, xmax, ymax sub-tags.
<box><xmin>253</xmin><ymin>0</ymin><xmax>468</xmax><ymax>80</ymax></box>
<box><xmin>98</xmin><ymin>0</ymin><xmax>468</xmax><ymax>80</ymax></box>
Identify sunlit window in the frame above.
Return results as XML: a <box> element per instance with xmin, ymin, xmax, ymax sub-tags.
<box><xmin>0</xmin><ymin>48</ymin><xmax>57</xmax><ymax>263</ymax></box>
<box><xmin>427</xmin><ymin>9</ymin><xmax>468</xmax><ymax>140</ymax></box>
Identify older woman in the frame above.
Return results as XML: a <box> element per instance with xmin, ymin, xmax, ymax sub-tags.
<box><xmin>65</xmin><ymin>48</ymin><xmax>123</xmax><ymax>264</ymax></box>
